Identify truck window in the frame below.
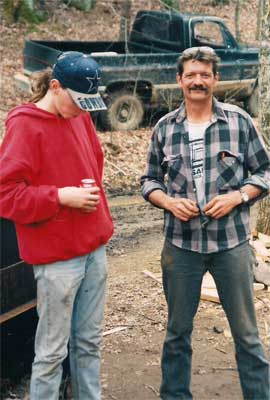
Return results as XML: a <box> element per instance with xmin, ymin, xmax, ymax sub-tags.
<box><xmin>139</xmin><ymin>15</ymin><xmax>182</xmax><ymax>43</ymax></box>
<box><xmin>193</xmin><ymin>21</ymin><xmax>226</xmax><ymax>48</ymax></box>
<box><xmin>141</xmin><ymin>15</ymin><xmax>171</xmax><ymax>42</ymax></box>
<box><xmin>129</xmin><ymin>13</ymin><xmax>184</xmax><ymax>52</ymax></box>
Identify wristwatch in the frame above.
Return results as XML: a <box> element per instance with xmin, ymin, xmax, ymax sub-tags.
<box><xmin>239</xmin><ymin>188</ymin><xmax>249</xmax><ymax>204</ymax></box>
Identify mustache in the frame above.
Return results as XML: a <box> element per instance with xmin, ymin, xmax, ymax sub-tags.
<box><xmin>189</xmin><ymin>86</ymin><xmax>207</xmax><ymax>92</ymax></box>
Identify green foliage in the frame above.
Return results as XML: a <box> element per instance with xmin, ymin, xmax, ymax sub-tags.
<box><xmin>210</xmin><ymin>0</ymin><xmax>230</xmax><ymax>5</ymax></box>
<box><xmin>63</xmin><ymin>0</ymin><xmax>96</xmax><ymax>12</ymax></box>
<box><xmin>3</xmin><ymin>0</ymin><xmax>41</xmax><ymax>24</ymax></box>
<box><xmin>160</xmin><ymin>0</ymin><xmax>179</xmax><ymax>10</ymax></box>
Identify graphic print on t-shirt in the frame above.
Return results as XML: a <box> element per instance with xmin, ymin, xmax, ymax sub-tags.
<box><xmin>190</xmin><ymin>138</ymin><xmax>203</xmax><ymax>181</ymax></box>
<box><xmin>187</xmin><ymin>120</ymin><xmax>211</xmax><ymax>207</ymax></box>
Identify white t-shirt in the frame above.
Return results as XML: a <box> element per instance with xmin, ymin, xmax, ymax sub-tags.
<box><xmin>187</xmin><ymin>120</ymin><xmax>211</xmax><ymax>207</ymax></box>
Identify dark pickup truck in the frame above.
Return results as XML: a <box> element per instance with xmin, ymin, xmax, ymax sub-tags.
<box><xmin>17</xmin><ymin>10</ymin><xmax>259</xmax><ymax>129</ymax></box>
<box><xmin>0</xmin><ymin>218</ymin><xmax>36</xmax><ymax>324</ymax></box>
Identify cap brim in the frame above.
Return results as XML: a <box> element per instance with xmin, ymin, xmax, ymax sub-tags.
<box><xmin>67</xmin><ymin>88</ymin><xmax>107</xmax><ymax>111</ymax></box>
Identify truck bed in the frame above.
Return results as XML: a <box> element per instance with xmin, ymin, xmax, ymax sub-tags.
<box><xmin>0</xmin><ymin>219</ymin><xmax>36</xmax><ymax>324</ymax></box>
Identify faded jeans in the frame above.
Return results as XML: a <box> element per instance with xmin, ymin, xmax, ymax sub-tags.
<box><xmin>160</xmin><ymin>240</ymin><xmax>270</xmax><ymax>400</ymax></box>
<box><xmin>30</xmin><ymin>245</ymin><xmax>107</xmax><ymax>400</ymax></box>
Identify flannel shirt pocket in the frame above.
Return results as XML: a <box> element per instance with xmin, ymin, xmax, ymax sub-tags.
<box><xmin>164</xmin><ymin>154</ymin><xmax>188</xmax><ymax>194</ymax></box>
<box><xmin>217</xmin><ymin>150</ymin><xmax>244</xmax><ymax>190</ymax></box>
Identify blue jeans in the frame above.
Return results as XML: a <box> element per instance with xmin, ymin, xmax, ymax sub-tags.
<box><xmin>30</xmin><ymin>245</ymin><xmax>107</xmax><ymax>400</ymax></box>
<box><xmin>160</xmin><ymin>240</ymin><xmax>270</xmax><ymax>400</ymax></box>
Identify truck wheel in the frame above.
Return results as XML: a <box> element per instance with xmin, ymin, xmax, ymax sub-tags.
<box><xmin>245</xmin><ymin>86</ymin><xmax>258</xmax><ymax>117</ymax></box>
<box><xmin>101</xmin><ymin>91</ymin><xmax>144</xmax><ymax>131</ymax></box>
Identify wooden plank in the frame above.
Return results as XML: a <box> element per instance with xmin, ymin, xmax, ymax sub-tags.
<box><xmin>200</xmin><ymin>289</ymin><xmax>220</xmax><ymax>303</ymax></box>
<box><xmin>250</xmin><ymin>239</ymin><xmax>270</xmax><ymax>258</ymax></box>
<box><xmin>142</xmin><ymin>270</ymin><xmax>265</xmax><ymax>304</ymax></box>
<box><xmin>201</xmin><ymin>273</ymin><xmax>220</xmax><ymax>303</ymax></box>
<box><xmin>253</xmin><ymin>283</ymin><xmax>265</xmax><ymax>291</ymax></box>
<box><xmin>249</xmin><ymin>239</ymin><xmax>270</xmax><ymax>261</ymax></box>
<box><xmin>258</xmin><ymin>232</ymin><xmax>270</xmax><ymax>249</ymax></box>
<box><xmin>103</xmin><ymin>326</ymin><xmax>128</xmax><ymax>336</ymax></box>
<box><xmin>143</xmin><ymin>269</ymin><xmax>162</xmax><ymax>284</ymax></box>
<box><xmin>0</xmin><ymin>299</ymin><xmax>37</xmax><ymax>324</ymax></box>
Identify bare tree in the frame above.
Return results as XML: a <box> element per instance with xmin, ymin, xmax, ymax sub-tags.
<box><xmin>256</xmin><ymin>0</ymin><xmax>262</xmax><ymax>40</ymax></box>
<box><xmin>210</xmin><ymin>0</ymin><xmax>230</xmax><ymax>5</ymax></box>
<box><xmin>119</xmin><ymin>0</ymin><xmax>131</xmax><ymax>42</ymax></box>
<box><xmin>160</xmin><ymin>0</ymin><xmax>180</xmax><ymax>9</ymax></box>
<box><xmin>256</xmin><ymin>0</ymin><xmax>270</xmax><ymax>235</ymax></box>
<box><xmin>234</xmin><ymin>0</ymin><xmax>241</xmax><ymax>42</ymax></box>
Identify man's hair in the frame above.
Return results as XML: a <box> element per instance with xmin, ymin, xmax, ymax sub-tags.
<box><xmin>177</xmin><ymin>47</ymin><xmax>220</xmax><ymax>76</ymax></box>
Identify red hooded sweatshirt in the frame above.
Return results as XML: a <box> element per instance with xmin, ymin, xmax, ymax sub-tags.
<box><xmin>0</xmin><ymin>104</ymin><xmax>113</xmax><ymax>265</ymax></box>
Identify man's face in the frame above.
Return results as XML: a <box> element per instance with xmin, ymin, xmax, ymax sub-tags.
<box><xmin>176</xmin><ymin>60</ymin><xmax>218</xmax><ymax>103</ymax></box>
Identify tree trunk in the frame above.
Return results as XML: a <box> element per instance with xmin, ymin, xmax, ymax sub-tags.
<box><xmin>256</xmin><ymin>0</ymin><xmax>270</xmax><ymax>236</ymax></box>
<box><xmin>119</xmin><ymin>0</ymin><xmax>131</xmax><ymax>43</ymax></box>
<box><xmin>257</xmin><ymin>198</ymin><xmax>270</xmax><ymax>234</ymax></box>
<box><xmin>211</xmin><ymin>0</ymin><xmax>230</xmax><ymax>6</ymax></box>
<box><xmin>256</xmin><ymin>0</ymin><xmax>262</xmax><ymax>40</ymax></box>
<box><xmin>160</xmin><ymin>0</ymin><xmax>180</xmax><ymax>9</ymax></box>
<box><xmin>234</xmin><ymin>0</ymin><xmax>241</xmax><ymax>42</ymax></box>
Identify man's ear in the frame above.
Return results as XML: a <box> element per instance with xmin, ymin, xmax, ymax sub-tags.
<box><xmin>214</xmin><ymin>72</ymin><xmax>219</xmax><ymax>82</ymax></box>
<box><xmin>176</xmin><ymin>73</ymin><xmax>182</xmax><ymax>88</ymax></box>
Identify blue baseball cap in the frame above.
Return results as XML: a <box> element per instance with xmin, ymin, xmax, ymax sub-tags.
<box><xmin>52</xmin><ymin>51</ymin><xmax>107</xmax><ymax>112</ymax></box>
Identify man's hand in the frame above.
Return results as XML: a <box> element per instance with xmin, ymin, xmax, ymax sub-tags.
<box><xmin>58</xmin><ymin>186</ymin><xmax>100</xmax><ymax>213</ymax></box>
<box><xmin>165</xmin><ymin>197</ymin><xmax>200</xmax><ymax>222</ymax></box>
<box><xmin>203</xmin><ymin>191</ymin><xmax>242</xmax><ymax>219</ymax></box>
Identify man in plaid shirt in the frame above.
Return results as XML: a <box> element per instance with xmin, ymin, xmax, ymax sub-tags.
<box><xmin>141</xmin><ymin>47</ymin><xmax>270</xmax><ymax>400</ymax></box>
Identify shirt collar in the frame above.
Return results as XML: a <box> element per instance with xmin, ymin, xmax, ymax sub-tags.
<box><xmin>174</xmin><ymin>97</ymin><xmax>229</xmax><ymax>125</ymax></box>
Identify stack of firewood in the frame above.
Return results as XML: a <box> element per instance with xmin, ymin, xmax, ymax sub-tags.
<box><xmin>250</xmin><ymin>230</ymin><xmax>270</xmax><ymax>287</ymax></box>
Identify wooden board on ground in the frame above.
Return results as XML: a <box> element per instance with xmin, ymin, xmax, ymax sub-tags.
<box><xmin>143</xmin><ymin>270</ymin><xmax>266</xmax><ymax>304</ymax></box>
<box><xmin>250</xmin><ymin>232</ymin><xmax>270</xmax><ymax>263</ymax></box>
<box><xmin>201</xmin><ymin>273</ymin><xmax>220</xmax><ymax>303</ymax></box>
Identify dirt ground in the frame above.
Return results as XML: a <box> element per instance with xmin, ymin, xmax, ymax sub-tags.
<box><xmin>2</xmin><ymin>196</ymin><xmax>270</xmax><ymax>400</ymax></box>
<box><xmin>0</xmin><ymin>2</ymin><xmax>269</xmax><ymax>397</ymax></box>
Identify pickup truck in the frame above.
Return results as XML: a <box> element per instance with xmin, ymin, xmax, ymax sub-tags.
<box><xmin>0</xmin><ymin>218</ymin><xmax>36</xmax><ymax>324</ymax></box>
<box><xmin>17</xmin><ymin>9</ymin><xmax>259</xmax><ymax>131</ymax></box>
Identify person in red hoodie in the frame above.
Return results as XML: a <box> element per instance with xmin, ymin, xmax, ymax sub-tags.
<box><xmin>0</xmin><ymin>51</ymin><xmax>114</xmax><ymax>400</ymax></box>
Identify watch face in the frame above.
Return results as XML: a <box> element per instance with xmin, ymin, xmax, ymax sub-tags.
<box><xmin>244</xmin><ymin>193</ymin><xmax>249</xmax><ymax>202</ymax></box>
<box><xmin>241</xmin><ymin>191</ymin><xmax>249</xmax><ymax>203</ymax></box>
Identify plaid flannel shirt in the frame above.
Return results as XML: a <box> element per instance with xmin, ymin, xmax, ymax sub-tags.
<box><xmin>141</xmin><ymin>98</ymin><xmax>270</xmax><ymax>254</ymax></box>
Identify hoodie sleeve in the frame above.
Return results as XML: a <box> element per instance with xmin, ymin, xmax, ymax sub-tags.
<box><xmin>0</xmin><ymin>115</ymin><xmax>60</xmax><ymax>224</ymax></box>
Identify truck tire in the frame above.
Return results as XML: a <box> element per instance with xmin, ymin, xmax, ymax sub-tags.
<box><xmin>100</xmin><ymin>91</ymin><xmax>144</xmax><ymax>131</ymax></box>
<box><xmin>245</xmin><ymin>86</ymin><xmax>258</xmax><ymax>117</ymax></box>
